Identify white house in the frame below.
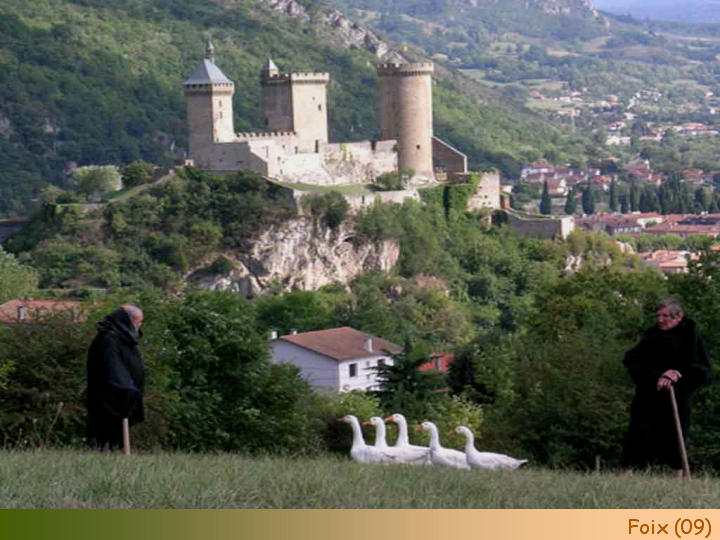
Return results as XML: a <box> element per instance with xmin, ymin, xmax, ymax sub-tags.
<box><xmin>270</xmin><ymin>327</ymin><xmax>402</xmax><ymax>393</ymax></box>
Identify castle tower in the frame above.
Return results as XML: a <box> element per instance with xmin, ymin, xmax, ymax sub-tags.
<box><xmin>377</xmin><ymin>62</ymin><xmax>435</xmax><ymax>179</ymax></box>
<box><xmin>183</xmin><ymin>41</ymin><xmax>236</xmax><ymax>168</ymax></box>
<box><xmin>261</xmin><ymin>60</ymin><xmax>329</xmax><ymax>153</ymax></box>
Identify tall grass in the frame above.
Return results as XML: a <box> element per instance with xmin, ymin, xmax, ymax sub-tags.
<box><xmin>1</xmin><ymin>450</ymin><xmax>718</xmax><ymax>509</ymax></box>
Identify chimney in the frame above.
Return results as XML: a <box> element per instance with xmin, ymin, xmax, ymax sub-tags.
<box><xmin>17</xmin><ymin>305</ymin><xmax>27</xmax><ymax>322</ymax></box>
<box><xmin>364</xmin><ymin>337</ymin><xmax>373</xmax><ymax>353</ymax></box>
<box><xmin>270</xmin><ymin>330</ymin><xmax>278</xmax><ymax>340</ymax></box>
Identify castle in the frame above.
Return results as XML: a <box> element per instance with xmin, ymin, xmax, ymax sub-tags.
<box><xmin>183</xmin><ymin>42</ymin><xmax>498</xmax><ymax>208</ymax></box>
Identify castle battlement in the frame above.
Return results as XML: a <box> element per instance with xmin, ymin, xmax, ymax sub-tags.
<box><xmin>236</xmin><ymin>131</ymin><xmax>296</xmax><ymax>141</ymax></box>
<box><xmin>263</xmin><ymin>73</ymin><xmax>329</xmax><ymax>85</ymax></box>
<box><xmin>184</xmin><ymin>82</ymin><xmax>235</xmax><ymax>94</ymax></box>
<box><xmin>377</xmin><ymin>63</ymin><xmax>434</xmax><ymax>76</ymax></box>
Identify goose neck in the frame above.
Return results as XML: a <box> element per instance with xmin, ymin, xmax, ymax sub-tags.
<box><xmin>396</xmin><ymin>419</ymin><xmax>410</xmax><ymax>446</ymax></box>
<box><xmin>349</xmin><ymin>418</ymin><xmax>366</xmax><ymax>449</ymax></box>
<box><xmin>374</xmin><ymin>422</ymin><xmax>388</xmax><ymax>448</ymax></box>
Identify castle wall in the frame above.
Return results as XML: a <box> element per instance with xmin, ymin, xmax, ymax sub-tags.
<box><xmin>344</xmin><ymin>189</ymin><xmax>420</xmax><ymax>211</ymax></box>
<box><xmin>468</xmin><ymin>171</ymin><xmax>501</xmax><ymax>211</ymax></box>
<box><xmin>505</xmin><ymin>211</ymin><xmax>575</xmax><ymax>240</ymax></box>
<box><xmin>432</xmin><ymin>136</ymin><xmax>467</xmax><ymax>176</ymax></box>
<box><xmin>271</xmin><ymin>141</ymin><xmax>396</xmax><ymax>185</ymax></box>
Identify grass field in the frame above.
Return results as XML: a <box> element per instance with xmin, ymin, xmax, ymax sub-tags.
<box><xmin>1</xmin><ymin>450</ymin><xmax>719</xmax><ymax>509</ymax></box>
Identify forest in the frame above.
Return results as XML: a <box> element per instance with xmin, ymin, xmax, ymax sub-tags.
<box><xmin>2</xmin><ymin>166</ymin><xmax>720</xmax><ymax>472</ymax></box>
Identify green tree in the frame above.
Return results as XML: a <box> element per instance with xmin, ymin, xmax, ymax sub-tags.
<box><xmin>0</xmin><ymin>247</ymin><xmax>38</xmax><ymax>304</ymax></box>
<box><xmin>540</xmin><ymin>181</ymin><xmax>552</xmax><ymax>215</ymax></box>
<box><xmin>122</xmin><ymin>160</ymin><xmax>154</xmax><ymax>188</ymax></box>
<box><xmin>582</xmin><ymin>187</ymin><xmax>595</xmax><ymax>215</ymax></box>
<box><xmin>609</xmin><ymin>180</ymin><xmax>619</xmax><ymax>213</ymax></box>
<box><xmin>72</xmin><ymin>166</ymin><xmax>122</xmax><ymax>200</ymax></box>
<box><xmin>564</xmin><ymin>188</ymin><xmax>577</xmax><ymax>215</ymax></box>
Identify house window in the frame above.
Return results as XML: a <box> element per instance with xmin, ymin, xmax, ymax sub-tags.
<box><xmin>349</xmin><ymin>363</ymin><xmax>358</xmax><ymax>378</ymax></box>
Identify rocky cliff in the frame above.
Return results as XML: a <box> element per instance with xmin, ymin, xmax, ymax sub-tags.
<box><xmin>259</xmin><ymin>0</ymin><xmax>404</xmax><ymax>61</ymax></box>
<box><xmin>190</xmin><ymin>217</ymin><xmax>400</xmax><ymax>296</ymax></box>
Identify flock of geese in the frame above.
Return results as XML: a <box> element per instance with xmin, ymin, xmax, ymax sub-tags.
<box><xmin>340</xmin><ymin>413</ymin><xmax>528</xmax><ymax>471</ymax></box>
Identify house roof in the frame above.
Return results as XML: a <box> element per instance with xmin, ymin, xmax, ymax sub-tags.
<box><xmin>0</xmin><ymin>299</ymin><xmax>86</xmax><ymax>324</ymax></box>
<box><xmin>277</xmin><ymin>327</ymin><xmax>402</xmax><ymax>361</ymax></box>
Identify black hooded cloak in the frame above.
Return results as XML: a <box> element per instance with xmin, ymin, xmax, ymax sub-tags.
<box><xmin>86</xmin><ymin>307</ymin><xmax>146</xmax><ymax>449</ymax></box>
<box><xmin>621</xmin><ymin>316</ymin><xmax>711</xmax><ymax>470</ymax></box>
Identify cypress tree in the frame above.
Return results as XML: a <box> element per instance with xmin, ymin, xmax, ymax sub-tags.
<box><xmin>620</xmin><ymin>194</ymin><xmax>629</xmax><ymax>214</ymax></box>
<box><xmin>540</xmin><ymin>181</ymin><xmax>552</xmax><ymax>215</ymax></box>
<box><xmin>582</xmin><ymin>187</ymin><xmax>596</xmax><ymax>215</ymax></box>
<box><xmin>609</xmin><ymin>180</ymin><xmax>618</xmax><ymax>212</ymax></box>
<box><xmin>630</xmin><ymin>183</ymin><xmax>640</xmax><ymax>212</ymax></box>
<box><xmin>564</xmin><ymin>188</ymin><xmax>577</xmax><ymax>215</ymax></box>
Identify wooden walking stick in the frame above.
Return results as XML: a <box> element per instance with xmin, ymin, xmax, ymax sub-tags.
<box><xmin>122</xmin><ymin>418</ymin><xmax>131</xmax><ymax>457</ymax></box>
<box><xmin>668</xmin><ymin>386</ymin><xmax>690</xmax><ymax>478</ymax></box>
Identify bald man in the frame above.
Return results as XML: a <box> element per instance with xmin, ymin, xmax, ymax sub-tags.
<box><xmin>86</xmin><ymin>305</ymin><xmax>146</xmax><ymax>450</ymax></box>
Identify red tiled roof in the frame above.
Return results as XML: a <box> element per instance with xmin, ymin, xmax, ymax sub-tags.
<box><xmin>419</xmin><ymin>353</ymin><xmax>455</xmax><ymax>373</ymax></box>
<box><xmin>278</xmin><ymin>327</ymin><xmax>402</xmax><ymax>361</ymax></box>
<box><xmin>0</xmin><ymin>299</ymin><xmax>87</xmax><ymax>324</ymax></box>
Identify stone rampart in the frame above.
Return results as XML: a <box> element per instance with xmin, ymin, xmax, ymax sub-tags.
<box><xmin>504</xmin><ymin>210</ymin><xmax>575</xmax><ymax>240</ymax></box>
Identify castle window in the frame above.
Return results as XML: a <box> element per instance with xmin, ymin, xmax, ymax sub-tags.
<box><xmin>416</xmin><ymin>145</ymin><xmax>421</xmax><ymax>150</ymax></box>
<box><xmin>219</xmin><ymin>100</ymin><xmax>222</xmax><ymax>108</ymax></box>
<box><xmin>318</xmin><ymin>104</ymin><xmax>322</xmax><ymax>111</ymax></box>
<box><xmin>219</xmin><ymin>112</ymin><xmax>223</xmax><ymax>119</ymax></box>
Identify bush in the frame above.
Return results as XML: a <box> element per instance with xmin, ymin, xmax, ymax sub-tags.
<box><xmin>373</xmin><ymin>168</ymin><xmax>414</xmax><ymax>191</ymax></box>
<box><xmin>302</xmin><ymin>191</ymin><xmax>350</xmax><ymax>229</ymax></box>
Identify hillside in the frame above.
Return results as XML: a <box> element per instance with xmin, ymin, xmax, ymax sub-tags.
<box><xmin>595</xmin><ymin>0</ymin><xmax>720</xmax><ymax>24</ymax></box>
<box><xmin>0</xmin><ymin>0</ymin><xmax>574</xmax><ymax>218</ymax></box>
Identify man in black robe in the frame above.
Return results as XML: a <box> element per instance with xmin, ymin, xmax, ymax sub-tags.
<box><xmin>86</xmin><ymin>304</ymin><xmax>146</xmax><ymax>451</ymax></box>
<box><xmin>621</xmin><ymin>299</ymin><xmax>711</xmax><ymax>477</ymax></box>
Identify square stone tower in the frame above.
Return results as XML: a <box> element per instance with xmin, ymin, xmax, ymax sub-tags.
<box><xmin>183</xmin><ymin>41</ymin><xmax>236</xmax><ymax>169</ymax></box>
<box><xmin>261</xmin><ymin>59</ymin><xmax>329</xmax><ymax>153</ymax></box>
<box><xmin>377</xmin><ymin>62</ymin><xmax>435</xmax><ymax>179</ymax></box>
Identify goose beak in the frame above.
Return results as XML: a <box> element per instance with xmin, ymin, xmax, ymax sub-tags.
<box><xmin>449</xmin><ymin>429</ymin><xmax>457</xmax><ymax>435</ymax></box>
<box><xmin>415</xmin><ymin>425</ymin><xmax>424</xmax><ymax>431</ymax></box>
<box><xmin>362</xmin><ymin>421</ymin><xmax>372</xmax><ymax>426</ymax></box>
<box><xmin>384</xmin><ymin>416</ymin><xmax>393</xmax><ymax>422</ymax></box>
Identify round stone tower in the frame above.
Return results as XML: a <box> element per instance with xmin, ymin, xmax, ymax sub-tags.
<box><xmin>377</xmin><ymin>62</ymin><xmax>434</xmax><ymax>179</ymax></box>
<box><xmin>183</xmin><ymin>41</ymin><xmax>236</xmax><ymax>168</ymax></box>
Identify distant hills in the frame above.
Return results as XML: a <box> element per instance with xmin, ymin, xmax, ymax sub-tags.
<box><xmin>594</xmin><ymin>0</ymin><xmax>720</xmax><ymax>23</ymax></box>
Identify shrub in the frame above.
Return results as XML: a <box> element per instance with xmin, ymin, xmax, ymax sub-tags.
<box><xmin>302</xmin><ymin>191</ymin><xmax>350</xmax><ymax>229</ymax></box>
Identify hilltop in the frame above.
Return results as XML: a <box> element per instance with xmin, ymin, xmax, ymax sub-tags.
<box><xmin>0</xmin><ymin>0</ymin><xmax>570</xmax><ymax>217</ymax></box>
<box><xmin>595</xmin><ymin>0</ymin><xmax>720</xmax><ymax>24</ymax></box>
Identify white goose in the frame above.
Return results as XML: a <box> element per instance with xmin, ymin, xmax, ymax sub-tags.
<box><xmin>385</xmin><ymin>413</ymin><xmax>431</xmax><ymax>465</ymax></box>
<box><xmin>417</xmin><ymin>421</ymin><xmax>470</xmax><ymax>470</ymax></box>
<box><xmin>340</xmin><ymin>415</ymin><xmax>399</xmax><ymax>465</ymax></box>
<box><xmin>452</xmin><ymin>425</ymin><xmax>528</xmax><ymax>470</ymax></box>
<box><xmin>363</xmin><ymin>416</ymin><xmax>430</xmax><ymax>465</ymax></box>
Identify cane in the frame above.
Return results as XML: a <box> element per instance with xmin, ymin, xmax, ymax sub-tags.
<box><xmin>668</xmin><ymin>386</ymin><xmax>690</xmax><ymax>478</ymax></box>
<box><xmin>122</xmin><ymin>418</ymin><xmax>131</xmax><ymax>457</ymax></box>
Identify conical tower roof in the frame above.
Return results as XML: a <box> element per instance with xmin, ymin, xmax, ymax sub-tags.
<box><xmin>184</xmin><ymin>41</ymin><xmax>233</xmax><ymax>85</ymax></box>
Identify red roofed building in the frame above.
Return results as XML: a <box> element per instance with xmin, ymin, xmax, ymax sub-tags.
<box><xmin>0</xmin><ymin>299</ymin><xmax>87</xmax><ymax>324</ymax></box>
<box><xmin>419</xmin><ymin>353</ymin><xmax>455</xmax><ymax>374</ymax></box>
<box><xmin>645</xmin><ymin>214</ymin><xmax>720</xmax><ymax>238</ymax></box>
<box><xmin>638</xmin><ymin>250</ymin><xmax>696</xmax><ymax>274</ymax></box>
<box><xmin>270</xmin><ymin>327</ymin><xmax>402</xmax><ymax>393</ymax></box>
